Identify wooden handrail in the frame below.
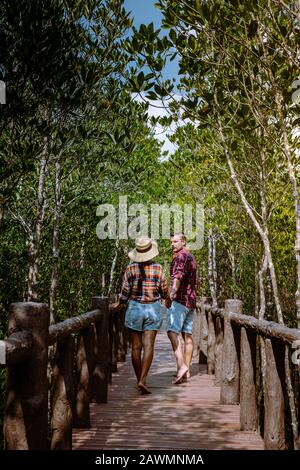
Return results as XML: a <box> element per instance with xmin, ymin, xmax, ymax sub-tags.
<box><xmin>200</xmin><ymin>303</ymin><xmax>300</xmax><ymax>344</ymax></box>
<box><xmin>2</xmin><ymin>296</ymin><xmax>127</xmax><ymax>450</ymax></box>
<box><xmin>2</xmin><ymin>330</ymin><xmax>33</xmax><ymax>365</ymax></box>
<box><xmin>194</xmin><ymin>298</ymin><xmax>300</xmax><ymax>451</ymax></box>
<box><xmin>49</xmin><ymin>309</ymin><xmax>104</xmax><ymax>345</ymax></box>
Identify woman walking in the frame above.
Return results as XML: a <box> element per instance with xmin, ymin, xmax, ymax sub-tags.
<box><xmin>115</xmin><ymin>236</ymin><xmax>168</xmax><ymax>394</ymax></box>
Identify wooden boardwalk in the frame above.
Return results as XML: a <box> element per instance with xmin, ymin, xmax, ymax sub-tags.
<box><xmin>73</xmin><ymin>332</ymin><xmax>264</xmax><ymax>450</ymax></box>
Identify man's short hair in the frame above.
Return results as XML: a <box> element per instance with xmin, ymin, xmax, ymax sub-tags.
<box><xmin>171</xmin><ymin>233</ymin><xmax>187</xmax><ymax>244</ymax></box>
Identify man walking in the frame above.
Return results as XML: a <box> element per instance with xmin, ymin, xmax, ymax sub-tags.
<box><xmin>165</xmin><ymin>233</ymin><xmax>197</xmax><ymax>384</ymax></box>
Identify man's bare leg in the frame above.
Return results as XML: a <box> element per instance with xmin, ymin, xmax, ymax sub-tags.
<box><xmin>182</xmin><ymin>332</ymin><xmax>193</xmax><ymax>379</ymax></box>
<box><xmin>131</xmin><ymin>330</ymin><xmax>143</xmax><ymax>383</ymax></box>
<box><xmin>167</xmin><ymin>331</ymin><xmax>188</xmax><ymax>384</ymax></box>
<box><xmin>138</xmin><ymin>330</ymin><xmax>157</xmax><ymax>394</ymax></box>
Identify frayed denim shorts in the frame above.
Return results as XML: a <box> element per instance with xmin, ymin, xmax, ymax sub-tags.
<box><xmin>125</xmin><ymin>300</ymin><xmax>163</xmax><ymax>332</ymax></box>
<box><xmin>166</xmin><ymin>300</ymin><xmax>194</xmax><ymax>334</ymax></box>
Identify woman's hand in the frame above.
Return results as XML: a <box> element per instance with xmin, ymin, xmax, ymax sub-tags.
<box><xmin>110</xmin><ymin>300</ymin><xmax>122</xmax><ymax>311</ymax></box>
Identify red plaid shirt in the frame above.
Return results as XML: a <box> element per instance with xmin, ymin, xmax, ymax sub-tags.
<box><xmin>120</xmin><ymin>262</ymin><xmax>168</xmax><ymax>304</ymax></box>
<box><xmin>170</xmin><ymin>248</ymin><xmax>197</xmax><ymax>308</ymax></box>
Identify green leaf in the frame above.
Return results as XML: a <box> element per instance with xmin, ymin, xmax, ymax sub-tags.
<box><xmin>154</xmin><ymin>84</ymin><xmax>168</xmax><ymax>97</ymax></box>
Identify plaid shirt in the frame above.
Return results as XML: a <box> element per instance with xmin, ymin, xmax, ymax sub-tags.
<box><xmin>120</xmin><ymin>262</ymin><xmax>168</xmax><ymax>305</ymax></box>
<box><xmin>170</xmin><ymin>248</ymin><xmax>197</xmax><ymax>308</ymax></box>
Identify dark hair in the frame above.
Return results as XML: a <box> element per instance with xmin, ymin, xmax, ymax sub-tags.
<box><xmin>137</xmin><ymin>263</ymin><xmax>146</xmax><ymax>290</ymax></box>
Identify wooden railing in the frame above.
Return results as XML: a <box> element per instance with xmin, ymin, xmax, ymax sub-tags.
<box><xmin>0</xmin><ymin>297</ymin><xmax>127</xmax><ymax>450</ymax></box>
<box><xmin>193</xmin><ymin>298</ymin><xmax>300</xmax><ymax>450</ymax></box>
<box><xmin>2</xmin><ymin>295</ymin><xmax>299</xmax><ymax>450</ymax></box>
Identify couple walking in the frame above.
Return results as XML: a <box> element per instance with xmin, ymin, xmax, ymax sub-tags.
<box><xmin>115</xmin><ymin>233</ymin><xmax>197</xmax><ymax>394</ymax></box>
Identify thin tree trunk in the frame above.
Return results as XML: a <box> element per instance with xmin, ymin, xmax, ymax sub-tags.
<box><xmin>216</xmin><ymin>111</ymin><xmax>284</xmax><ymax>324</ymax></box>
<box><xmin>212</xmin><ymin>234</ymin><xmax>218</xmax><ymax>299</ymax></box>
<box><xmin>80</xmin><ymin>227</ymin><xmax>86</xmax><ymax>271</ymax></box>
<box><xmin>208</xmin><ymin>229</ymin><xmax>217</xmax><ymax>306</ymax></box>
<box><xmin>0</xmin><ymin>202</ymin><xmax>4</xmax><ymax>226</ymax></box>
<box><xmin>50</xmin><ymin>154</ymin><xmax>61</xmax><ymax>324</ymax></box>
<box><xmin>27</xmin><ymin>137</ymin><xmax>49</xmax><ymax>301</ymax></box>
<box><xmin>258</xmin><ymin>255</ymin><xmax>268</xmax><ymax>321</ymax></box>
<box><xmin>270</xmin><ymin>60</ymin><xmax>300</xmax><ymax>454</ymax></box>
<box><xmin>77</xmin><ymin>226</ymin><xmax>87</xmax><ymax>304</ymax></box>
<box><xmin>107</xmin><ymin>234</ymin><xmax>119</xmax><ymax>297</ymax></box>
<box><xmin>229</xmin><ymin>252</ymin><xmax>236</xmax><ymax>298</ymax></box>
<box><xmin>258</xmin><ymin>254</ymin><xmax>268</xmax><ymax>395</ymax></box>
<box><xmin>101</xmin><ymin>273</ymin><xmax>106</xmax><ymax>295</ymax></box>
<box><xmin>275</xmin><ymin>89</ymin><xmax>300</xmax><ymax>329</ymax></box>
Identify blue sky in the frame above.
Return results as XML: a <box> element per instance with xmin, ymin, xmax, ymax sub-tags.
<box><xmin>123</xmin><ymin>1</ymin><xmax>181</xmax><ymax>157</ymax></box>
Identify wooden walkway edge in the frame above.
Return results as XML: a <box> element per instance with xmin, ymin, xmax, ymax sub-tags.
<box><xmin>73</xmin><ymin>332</ymin><xmax>263</xmax><ymax>450</ymax></box>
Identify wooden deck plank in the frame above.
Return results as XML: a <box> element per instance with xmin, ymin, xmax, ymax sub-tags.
<box><xmin>73</xmin><ymin>333</ymin><xmax>264</xmax><ymax>450</ymax></box>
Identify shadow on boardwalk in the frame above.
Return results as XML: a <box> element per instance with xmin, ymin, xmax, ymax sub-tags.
<box><xmin>73</xmin><ymin>333</ymin><xmax>264</xmax><ymax>450</ymax></box>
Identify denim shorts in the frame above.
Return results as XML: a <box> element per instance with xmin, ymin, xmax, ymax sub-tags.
<box><xmin>166</xmin><ymin>300</ymin><xmax>194</xmax><ymax>334</ymax></box>
<box><xmin>125</xmin><ymin>300</ymin><xmax>163</xmax><ymax>332</ymax></box>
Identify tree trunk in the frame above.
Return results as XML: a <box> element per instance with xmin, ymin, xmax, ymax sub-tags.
<box><xmin>229</xmin><ymin>252</ymin><xmax>236</xmax><ymax>298</ymax></box>
<box><xmin>0</xmin><ymin>202</ymin><xmax>4</xmax><ymax>226</ymax></box>
<box><xmin>212</xmin><ymin>233</ymin><xmax>217</xmax><ymax>298</ymax></box>
<box><xmin>107</xmin><ymin>234</ymin><xmax>119</xmax><ymax>297</ymax></box>
<box><xmin>27</xmin><ymin>138</ymin><xmax>49</xmax><ymax>301</ymax></box>
<box><xmin>258</xmin><ymin>254</ymin><xmax>267</xmax><ymax>403</ymax></box>
<box><xmin>50</xmin><ymin>154</ymin><xmax>62</xmax><ymax>325</ymax></box>
<box><xmin>101</xmin><ymin>273</ymin><xmax>106</xmax><ymax>295</ymax></box>
<box><xmin>275</xmin><ymin>88</ymin><xmax>300</xmax><ymax>329</ymax></box>
<box><xmin>208</xmin><ymin>229</ymin><xmax>217</xmax><ymax>306</ymax></box>
<box><xmin>216</xmin><ymin>112</ymin><xmax>284</xmax><ymax>324</ymax></box>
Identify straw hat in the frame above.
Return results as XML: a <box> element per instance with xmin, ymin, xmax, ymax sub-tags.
<box><xmin>128</xmin><ymin>236</ymin><xmax>159</xmax><ymax>263</ymax></box>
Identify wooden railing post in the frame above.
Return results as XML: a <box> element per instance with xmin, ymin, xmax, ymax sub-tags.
<box><xmin>240</xmin><ymin>327</ymin><xmax>257</xmax><ymax>430</ymax></box>
<box><xmin>73</xmin><ymin>326</ymin><xmax>94</xmax><ymax>427</ymax></box>
<box><xmin>214</xmin><ymin>316</ymin><xmax>223</xmax><ymax>385</ymax></box>
<box><xmin>51</xmin><ymin>336</ymin><xmax>75</xmax><ymax>449</ymax></box>
<box><xmin>110</xmin><ymin>311</ymin><xmax>119</xmax><ymax>373</ymax></box>
<box><xmin>4</xmin><ymin>302</ymin><xmax>49</xmax><ymax>450</ymax></box>
<box><xmin>117</xmin><ymin>307</ymin><xmax>127</xmax><ymax>362</ymax></box>
<box><xmin>192</xmin><ymin>303</ymin><xmax>201</xmax><ymax>360</ymax></box>
<box><xmin>91</xmin><ymin>296</ymin><xmax>110</xmax><ymax>403</ymax></box>
<box><xmin>220</xmin><ymin>299</ymin><xmax>242</xmax><ymax>405</ymax></box>
<box><xmin>199</xmin><ymin>297</ymin><xmax>208</xmax><ymax>364</ymax></box>
<box><xmin>264</xmin><ymin>338</ymin><xmax>286</xmax><ymax>449</ymax></box>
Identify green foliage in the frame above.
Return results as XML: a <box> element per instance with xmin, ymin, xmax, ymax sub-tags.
<box><xmin>1</xmin><ymin>0</ymin><xmax>300</xmax><ymax>450</ymax></box>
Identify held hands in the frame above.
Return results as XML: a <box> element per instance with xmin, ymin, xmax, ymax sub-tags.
<box><xmin>165</xmin><ymin>290</ymin><xmax>175</xmax><ymax>309</ymax></box>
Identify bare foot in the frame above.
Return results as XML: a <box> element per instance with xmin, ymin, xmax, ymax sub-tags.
<box><xmin>173</xmin><ymin>365</ymin><xmax>189</xmax><ymax>385</ymax></box>
<box><xmin>183</xmin><ymin>370</ymin><xmax>191</xmax><ymax>382</ymax></box>
<box><xmin>138</xmin><ymin>382</ymin><xmax>152</xmax><ymax>394</ymax></box>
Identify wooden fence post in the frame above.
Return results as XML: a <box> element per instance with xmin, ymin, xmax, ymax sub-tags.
<box><xmin>4</xmin><ymin>302</ymin><xmax>49</xmax><ymax>450</ymax></box>
<box><xmin>73</xmin><ymin>326</ymin><xmax>94</xmax><ymax>427</ymax></box>
<box><xmin>51</xmin><ymin>336</ymin><xmax>75</xmax><ymax>449</ymax></box>
<box><xmin>199</xmin><ymin>297</ymin><xmax>208</xmax><ymax>364</ymax></box>
<box><xmin>264</xmin><ymin>338</ymin><xmax>285</xmax><ymax>449</ymax></box>
<box><xmin>240</xmin><ymin>327</ymin><xmax>257</xmax><ymax>430</ymax></box>
<box><xmin>214</xmin><ymin>316</ymin><xmax>223</xmax><ymax>385</ymax></box>
<box><xmin>220</xmin><ymin>299</ymin><xmax>242</xmax><ymax>405</ymax></box>
<box><xmin>110</xmin><ymin>312</ymin><xmax>119</xmax><ymax>373</ymax></box>
<box><xmin>117</xmin><ymin>307</ymin><xmax>126</xmax><ymax>362</ymax></box>
<box><xmin>91</xmin><ymin>296</ymin><xmax>110</xmax><ymax>403</ymax></box>
<box><xmin>192</xmin><ymin>304</ymin><xmax>201</xmax><ymax>360</ymax></box>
